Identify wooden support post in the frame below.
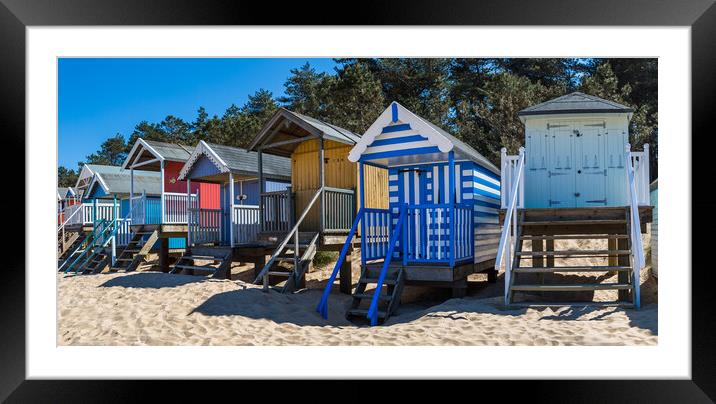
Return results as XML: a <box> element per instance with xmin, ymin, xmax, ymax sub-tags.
<box><xmin>159</xmin><ymin>238</ymin><xmax>169</xmax><ymax>273</ymax></box>
<box><xmin>160</xmin><ymin>160</ymin><xmax>165</xmax><ymax>224</ymax></box>
<box><xmin>229</xmin><ymin>173</ymin><xmax>235</xmax><ymax>247</ymax></box>
<box><xmin>319</xmin><ymin>137</ymin><xmax>325</xmax><ymax>233</ymax></box>
<box><xmin>533</xmin><ymin>236</ymin><xmax>544</xmax><ymax>284</ymax></box>
<box><xmin>359</xmin><ymin>161</ymin><xmax>366</xmax><ymax>270</ymax></box>
<box><xmin>545</xmin><ymin>239</ymin><xmax>555</xmax><ymax>268</ymax></box>
<box><xmin>258</xmin><ymin>149</ymin><xmax>264</xmax><ymax>231</ymax></box>
<box><xmin>186</xmin><ymin>178</ymin><xmax>191</xmax><ymax>251</ymax></box>
<box><xmin>254</xmin><ymin>253</ymin><xmax>266</xmax><ymax>280</ymax></box>
<box><xmin>618</xmin><ymin>237</ymin><xmax>630</xmax><ymax>301</ymax></box>
<box><xmin>340</xmin><ymin>248</ymin><xmax>353</xmax><ymax>294</ymax></box>
<box><xmin>448</xmin><ymin>151</ymin><xmax>456</xmax><ymax>268</ymax></box>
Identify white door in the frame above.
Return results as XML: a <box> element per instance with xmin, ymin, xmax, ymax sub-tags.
<box><xmin>575</xmin><ymin>125</ymin><xmax>607</xmax><ymax>207</ymax></box>
<box><xmin>547</xmin><ymin>124</ymin><xmax>576</xmax><ymax>208</ymax></box>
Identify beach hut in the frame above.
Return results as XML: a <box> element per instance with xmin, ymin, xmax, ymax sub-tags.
<box><xmin>120</xmin><ymin>138</ymin><xmax>221</xmax><ymax>272</ymax></box>
<box><xmin>498</xmin><ymin>92</ymin><xmax>653</xmax><ymax>308</ymax></box>
<box><xmin>173</xmin><ymin>141</ymin><xmax>291</xmax><ymax>277</ymax></box>
<box><xmin>247</xmin><ymin>108</ymin><xmax>388</xmax><ymax>293</ymax></box>
<box><xmin>317</xmin><ymin>101</ymin><xmax>501</xmax><ymax>324</ymax></box>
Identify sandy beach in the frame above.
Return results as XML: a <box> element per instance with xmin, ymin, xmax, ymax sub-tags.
<box><xmin>58</xmin><ymin>255</ymin><xmax>658</xmax><ymax>346</ymax></box>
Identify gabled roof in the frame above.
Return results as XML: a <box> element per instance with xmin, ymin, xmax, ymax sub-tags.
<box><xmin>178</xmin><ymin>140</ymin><xmax>291</xmax><ymax>182</ymax></box>
<box><xmin>123</xmin><ymin>138</ymin><xmax>195</xmax><ymax>171</ymax></box>
<box><xmin>518</xmin><ymin>92</ymin><xmax>634</xmax><ymax>117</ymax></box>
<box><xmin>87</xmin><ymin>170</ymin><xmax>162</xmax><ymax>197</ymax></box>
<box><xmin>247</xmin><ymin>108</ymin><xmax>362</xmax><ymax>157</ymax></box>
<box><xmin>58</xmin><ymin>187</ymin><xmax>68</xmax><ymax>200</ymax></box>
<box><xmin>348</xmin><ymin>101</ymin><xmax>500</xmax><ymax>174</ymax></box>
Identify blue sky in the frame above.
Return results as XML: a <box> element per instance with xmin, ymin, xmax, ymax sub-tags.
<box><xmin>58</xmin><ymin>58</ymin><xmax>338</xmax><ymax>168</ymax></box>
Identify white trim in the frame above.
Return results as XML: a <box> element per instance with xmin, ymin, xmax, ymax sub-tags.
<box><xmin>348</xmin><ymin>101</ymin><xmax>454</xmax><ymax>162</ymax></box>
<box><xmin>178</xmin><ymin>140</ymin><xmax>230</xmax><ymax>181</ymax></box>
<box><xmin>473</xmin><ymin>170</ymin><xmax>501</xmax><ymax>186</ymax></box>
<box><xmin>123</xmin><ymin>138</ymin><xmax>166</xmax><ymax>170</ymax></box>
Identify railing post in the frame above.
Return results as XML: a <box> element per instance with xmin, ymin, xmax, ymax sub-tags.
<box><xmin>359</xmin><ymin>162</ymin><xmax>367</xmax><ymax>269</ymax></box>
<box><xmin>229</xmin><ymin>173</ymin><xmax>235</xmax><ymax>247</ymax></box>
<box><xmin>286</xmin><ymin>185</ymin><xmax>294</xmax><ymax>228</ymax></box>
<box><xmin>187</xmin><ymin>178</ymin><xmax>192</xmax><ymax>247</ymax></box>
<box><xmin>518</xmin><ymin>147</ymin><xmax>525</xmax><ymax>208</ymax></box>
<box><xmin>319</xmin><ymin>137</ymin><xmax>325</xmax><ymax>233</ymax></box>
<box><xmin>160</xmin><ymin>160</ymin><xmax>165</xmax><ymax>224</ymax></box>
<box><xmin>500</xmin><ymin>147</ymin><xmax>507</xmax><ymax>208</ymax></box>
<box><xmin>92</xmin><ymin>198</ymin><xmax>97</xmax><ymax>225</ymax></box>
<box><xmin>642</xmin><ymin>143</ymin><xmax>650</xmax><ymax>205</ymax></box>
<box><xmin>448</xmin><ymin>151</ymin><xmax>456</xmax><ymax>268</ymax></box>
<box><xmin>258</xmin><ymin>149</ymin><xmax>264</xmax><ymax>231</ymax></box>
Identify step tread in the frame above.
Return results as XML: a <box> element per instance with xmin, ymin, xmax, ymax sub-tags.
<box><xmin>181</xmin><ymin>255</ymin><xmax>221</xmax><ymax>260</ymax></box>
<box><xmin>520</xmin><ymin>234</ymin><xmax>629</xmax><ymax>240</ymax></box>
<box><xmin>352</xmin><ymin>293</ymin><xmax>392</xmax><ymax>301</ymax></box>
<box><xmin>511</xmin><ymin>283</ymin><xmax>633</xmax><ymax>291</ymax></box>
<box><xmin>508</xmin><ymin>301</ymin><xmax>634</xmax><ymax>308</ymax></box>
<box><xmin>267</xmin><ymin>271</ymin><xmax>293</xmax><ymax>277</ymax></box>
<box><xmin>516</xmin><ymin>249</ymin><xmax>631</xmax><ymax>256</ymax></box>
<box><xmin>513</xmin><ymin>266</ymin><xmax>632</xmax><ymax>273</ymax></box>
<box><xmin>522</xmin><ymin>219</ymin><xmax>626</xmax><ymax>226</ymax></box>
<box><xmin>175</xmin><ymin>264</ymin><xmax>220</xmax><ymax>271</ymax></box>
<box><xmin>360</xmin><ymin>277</ymin><xmax>397</xmax><ymax>285</ymax></box>
<box><xmin>347</xmin><ymin>308</ymin><xmax>387</xmax><ymax>318</ymax></box>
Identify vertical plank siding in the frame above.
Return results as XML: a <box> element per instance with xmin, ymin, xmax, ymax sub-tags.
<box><xmin>290</xmin><ymin>139</ymin><xmax>388</xmax><ymax>233</ymax></box>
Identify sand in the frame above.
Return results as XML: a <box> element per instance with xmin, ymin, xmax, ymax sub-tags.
<box><xmin>58</xmin><ymin>268</ymin><xmax>657</xmax><ymax>346</ymax></box>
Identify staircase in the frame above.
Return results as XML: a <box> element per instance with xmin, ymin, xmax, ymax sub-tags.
<box><xmin>347</xmin><ymin>266</ymin><xmax>405</xmax><ymax>324</ymax></box>
<box><xmin>261</xmin><ymin>232</ymin><xmax>319</xmax><ymax>293</ymax></box>
<box><xmin>76</xmin><ymin>247</ymin><xmax>112</xmax><ymax>274</ymax></box>
<box><xmin>171</xmin><ymin>246</ymin><xmax>233</xmax><ymax>279</ymax></box>
<box><xmin>58</xmin><ymin>232</ymin><xmax>85</xmax><ymax>266</ymax></box>
<box><xmin>505</xmin><ymin>208</ymin><xmax>638</xmax><ymax>307</ymax></box>
<box><xmin>109</xmin><ymin>226</ymin><xmax>159</xmax><ymax>272</ymax></box>
<box><xmin>58</xmin><ymin>219</ymin><xmax>110</xmax><ymax>273</ymax></box>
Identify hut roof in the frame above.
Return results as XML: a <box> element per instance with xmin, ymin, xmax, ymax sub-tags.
<box><xmin>247</xmin><ymin>108</ymin><xmax>362</xmax><ymax>157</ymax></box>
<box><xmin>178</xmin><ymin>140</ymin><xmax>291</xmax><ymax>182</ymax></box>
<box><xmin>518</xmin><ymin>92</ymin><xmax>634</xmax><ymax>116</ymax></box>
<box><xmin>57</xmin><ymin>187</ymin><xmax>69</xmax><ymax>200</ymax></box>
<box><xmin>348</xmin><ymin>101</ymin><xmax>500</xmax><ymax>174</ymax></box>
<box><xmin>88</xmin><ymin>170</ymin><xmax>162</xmax><ymax>197</ymax></box>
<box><xmin>122</xmin><ymin>139</ymin><xmax>195</xmax><ymax>171</ymax></box>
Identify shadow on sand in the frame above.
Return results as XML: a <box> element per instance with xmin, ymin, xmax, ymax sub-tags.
<box><xmin>99</xmin><ymin>272</ymin><xmax>208</xmax><ymax>289</ymax></box>
<box><xmin>190</xmin><ymin>287</ymin><xmax>354</xmax><ymax>327</ymax></box>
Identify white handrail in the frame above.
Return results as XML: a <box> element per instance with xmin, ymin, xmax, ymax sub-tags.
<box><xmin>57</xmin><ymin>203</ymin><xmax>84</xmax><ymax>233</ymax></box>
<box><xmin>625</xmin><ymin>143</ymin><xmax>646</xmax><ymax>309</ymax></box>
<box><xmin>497</xmin><ymin>147</ymin><xmax>525</xmax><ymax>306</ymax></box>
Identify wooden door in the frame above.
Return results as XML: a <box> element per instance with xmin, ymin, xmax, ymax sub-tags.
<box><xmin>575</xmin><ymin>125</ymin><xmax>607</xmax><ymax>207</ymax></box>
<box><xmin>525</xmin><ymin>129</ymin><xmax>549</xmax><ymax>207</ymax></box>
<box><xmin>547</xmin><ymin>124</ymin><xmax>576</xmax><ymax>208</ymax></box>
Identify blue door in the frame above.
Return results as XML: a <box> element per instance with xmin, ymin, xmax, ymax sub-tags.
<box><xmin>547</xmin><ymin>125</ymin><xmax>576</xmax><ymax>208</ymax></box>
<box><xmin>575</xmin><ymin>125</ymin><xmax>607</xmax><ymax>207</ymax></box>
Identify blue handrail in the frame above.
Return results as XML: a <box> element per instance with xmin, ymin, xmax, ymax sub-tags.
<box><xmin>316</xmin><ymin>207</ymin><xmax>364</xmax><ymax>319</ymax></box>
<box><xmin>367</xmin><ymin>206</ymin><xmax>407</xmax><ymax>326</ymax></box>
<box><xmin>62</xmin><ymin>219</ymin><xmax>108</xmax><ymax>273</ymax></box>
<box><xmin>73</xmin><ymin>216</ymin><xmax>119</xmax><ymax>273</ymax></box>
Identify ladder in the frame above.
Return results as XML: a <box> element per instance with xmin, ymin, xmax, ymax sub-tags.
<box><xmin>347</xmin><ymin>267</ymin><xmax>405</xmax><ymax>324</ymax></box>
<box><xmin>262</xmin><ymin>232</ymin><xmax>318</xmax><ymax>293</ymax></box>
<box><xmin>109</xmin><ymin>225</ymin><xmax>159</xmax><ymax>272</ymax></box>
<box><xmin>505</xmin><ymin>209</ymin><xmax>637</xmax><ymax>307</ymax></box>
<box><xmin>170</xmin><ymin>246</ymin><xmax>233</xmax><ymax>279</ymax></box>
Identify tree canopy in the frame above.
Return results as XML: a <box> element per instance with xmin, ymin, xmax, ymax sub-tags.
<box><xmin>58</xmin><ymin>58</ymin><xmax>658</xmax><ymax>188</ymax></box>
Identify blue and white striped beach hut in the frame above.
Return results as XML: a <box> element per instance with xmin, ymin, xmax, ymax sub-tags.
<box><xmin>317</xmin><ymin>101</ymin><xmax>501</xmax><ymax>325</ymax></box>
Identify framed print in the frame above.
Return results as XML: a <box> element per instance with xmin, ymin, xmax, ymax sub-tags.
<box><xmin>1</xmin><ymin>0</ymin><xmax>714</xmax><ymax>401</ymax></box>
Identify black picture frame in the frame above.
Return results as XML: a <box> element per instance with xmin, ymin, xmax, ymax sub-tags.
<box><xmin>1</xmin><ymin>0</ymin><xmax>713</xmax><ymax>401</ymax></box>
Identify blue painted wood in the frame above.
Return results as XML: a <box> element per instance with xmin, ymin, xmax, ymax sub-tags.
<box><xmin>316</xmin><ymin>207</ymin><xmax>365</xmax><ymax>319</ymax></box>
<box><xmin>448</xmin><ymin>152</ymin><xmax>455</xmax><ymax>267</ymax></box>
<box><xmin>368</xmin><ymin>134</ymin><xmax>428</xmax><ymax>147</ymax></box>
<box><xmin>391</xmin><ymin>103</ymin><xmax>398</xmax><ymax>122</ymax></box>
<box><xmin>360</xmin><ymin>146</ymin><xmax>442</xmax><ymax>161</ymax></box>
<box><xmin>368</xmin><ymin>206</ymin><xmax>406</xmax><ymax>326</ymax></box>
<box><xmin>186</xmin><ymin>154</ymin><xmax>222</xmax><ymax>179</ymax></box>
<box><xmin>359</xmin><ymin>162</ymin><xmax>366</xmax><ymax>268</ymax></box>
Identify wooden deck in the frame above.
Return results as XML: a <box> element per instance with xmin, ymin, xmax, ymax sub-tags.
<box><xmin>499</xmin><ymin>206</ymin><xmax>653</xmax><ymax>236</ymax></box>
<box><xmin>129</xmin><ymin>223</ymin><xmax>188</xmax><ymax>238</ymax></box>
<box><xmin>365</xmin><ymin>259</ymin><xmax>495</xmax><ymax>284</ymax></box>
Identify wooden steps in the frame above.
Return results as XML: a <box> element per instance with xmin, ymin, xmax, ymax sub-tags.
<box><xmin>506</xmin><ymin>208</ymin><xmax>638</xmax><ymax>308</ymax></box>
<box><xmin>516</xmin><ymin>249</ymin><xmax>631</xmax><ymax>257</ymax></box>
<box><xmin>109</xmin><ymin>226</ymin><xmax>159</xmax><ymax>273</ymax></box>
<box><xmin>257</xmin><ymin>232</ymin><xmax>320</xmax><ymax>294</ymax></box>
<box><xmin>511</xmin><ymin>283</ymin><xmax>632</xmax><ymax>292</ymax></box>
<box><xmin>347</xmin><ymin>268</ymin><xmax>405</xmax><ymax>324</ymax></box>
<box><xmin>513</xmin><ymin>266</ymin><xmax>631</xmax><ymax>273</ymax></box>
<box><xmin>170</xmin><ymin>246</ymin><xmax>232</xmax><ymax>279</ymax></box>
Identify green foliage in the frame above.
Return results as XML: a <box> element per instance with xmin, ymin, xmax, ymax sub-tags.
<box><xmin>57</xmin><ymin>166</ymin><xmax>79</xmax><ymax>187</ymax></box>
<box><xmin>74</xmin><ymin>58</ymin><xmax>658</xmax><ymax>177</ymax></box>
<box><xmin>312</xmin><ymin>251</ymin><xmax>339</xmax><ymax>268</ymax></box>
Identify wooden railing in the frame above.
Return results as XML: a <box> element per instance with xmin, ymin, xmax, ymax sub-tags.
<box><xmin>188</xmin><ymin>208</ymin><xmax>222</xmax><ymax>245</ymax></box>
<box><xmin>115</xmin><ymin>217</ymin><xmax>133</xmax><ymax>246</ymax></box>
<box><xmin>403</xmin><ymin>203</ymin><xmax>474</xmax><ymax>263</ymax></box>
<box><xmin>363</xmin><ymin>208</ymin><xmax>392</xmax><ymax>261</ymax></box>
<box><xmin>163</xmin><ymin>192</ymin><xmax>198</xmax><ymax>224</ymax></box>
<box><xmin>260</xmin><ymin>189</ymin><xmax>292</xmax><ymax>232</ymax></box>
<box><xmin>233</xmin><ymin>205</ymin><xmax>260</xmax><ymax>245</ymax></box>
<box><xmin>629</xmin><ymin>144</ymin><xmax>651</xmax><ymax>206</ymax></box>
<box><xmin>500</xmin><ymin>147</ymin><xmax>525</xmax><ymax>209</ymax></box>
<box><xmin>323</xmin><ymin>187</ymin><xmax>356</xmax><ymax>232</ymax></box>
<box><xmin>497</xmin><ymin>147</ymin><xmax>525</xmax><ymax>305</ymax></box>
<box><xmin>625</xmin><ymin>143</ymin><xmax>647</xmax><ymax>309</ymax></box>
<box><xmin>62</xmin><ymin>202</ymin><xmax>117</xmax><ymax>227</ymax></box>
